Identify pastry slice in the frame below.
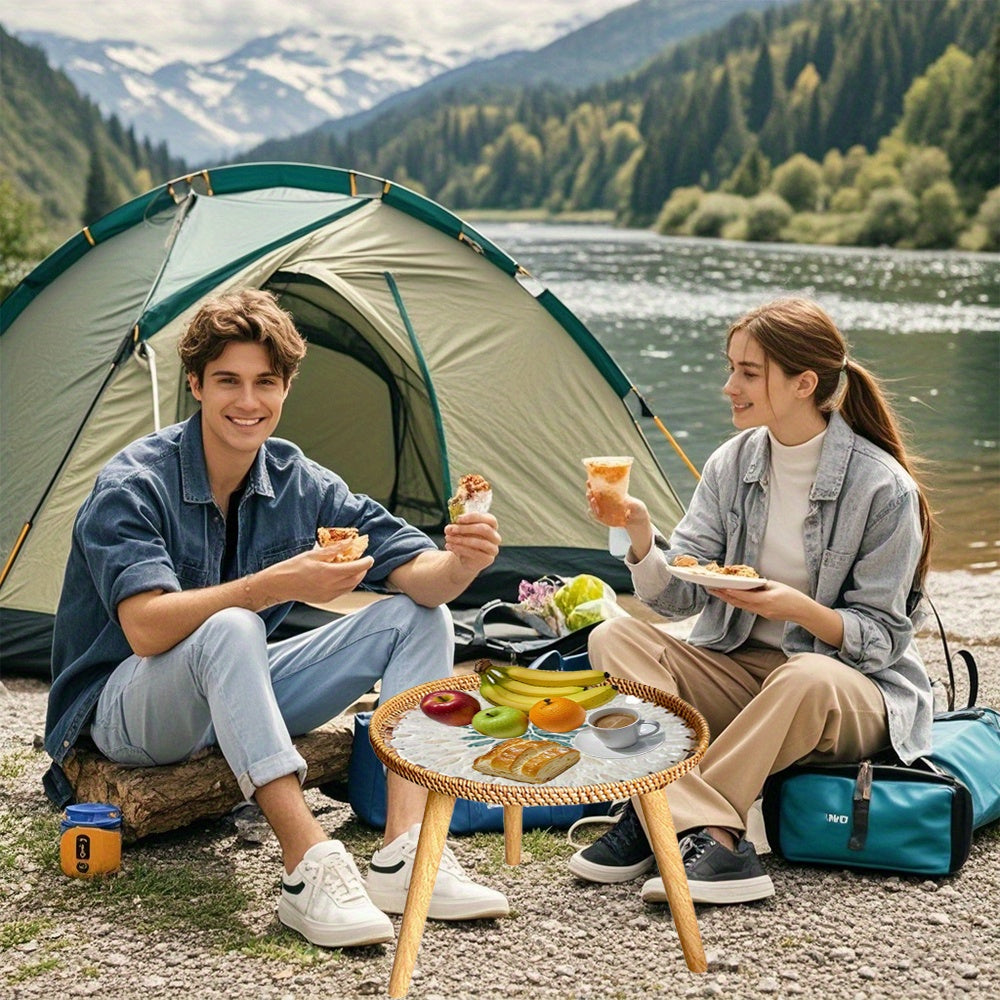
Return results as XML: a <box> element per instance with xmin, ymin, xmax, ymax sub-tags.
<box><xmin>513</xmin><ymin>741</ymin><xmax>580</xmax><ymax>783</ymax></box>
<box><xmin>472</xmin><ymin>738</ymin><xmax>535</xmax><ymax>777</ymax></box>
<box><xmin>448</xmin><ymin>473</ymin><xmax>493</xmax><ymax>521</ymax></box>
<box><xmin>472</xmin><ymin>737</ymin><xmax>579</xmax><ymax>784</ymax></box>
<box><xmin>316</xmin><ymin>526</ymin><xmax>369</xmax><ymax>562</ymax></box>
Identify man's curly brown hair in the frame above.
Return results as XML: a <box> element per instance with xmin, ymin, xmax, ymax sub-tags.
<box><xmin>178</xmin><ymin>288</ymin><xmax>306</xmax><ymax>386</ymax></box>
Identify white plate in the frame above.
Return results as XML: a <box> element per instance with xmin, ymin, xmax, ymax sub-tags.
<box><xmin>663</xmin><ymin>563</ymin><xmax>767</xmax><ymax>590</ymax></box>
<box><xmin>572</xmin><ymin>726</ymin><xmax>667</xmax><ymax>760</ymax></box>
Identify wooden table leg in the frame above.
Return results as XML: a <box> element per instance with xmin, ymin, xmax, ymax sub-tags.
<box><xmin>387</xmin><ymin>790</ymin><xmax>455</xmax><ymax>998</ymax></box>
<box><xmin>503</xmin><ymin>804</ymin><xmax>523</xmax><ymax>865</ymax></box>
<box><xmin>638</xmin><ymin>790</ymin><xmax>708</xmax><ymax>973</ymax></box>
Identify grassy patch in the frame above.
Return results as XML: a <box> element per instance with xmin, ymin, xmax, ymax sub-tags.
<box><xmin>7</xmin><ymin>956</ymin><xmax>61</xmax><ymax>982</ymax></box>
<box><xmin>0</xmin><ymin>918</ymin><xmax>50</xmax><ymax>950</ymax></box>
<box><xmin>76</xmin><ymin>860</ymin><xmax>339</xmax><ymax>960</ymax></box>
<box><xmin>239</xmin><ymin>935</ymin><xmax>335</xmax><ymax>965</ymax></box>
<box><xmin>465</xmin><ymin>826</ymin><xmax>572</xmax><ymax>875</ymax></box>
<box><xmin>0</xmin><ymin>809</ymin><xmax>60</xmax><ymax>871</ymax></box>
<box><xmin>84</xmin><ymin>860</ymin><xmax>251</xmax><ymax>937</ymax></box>
<box><xmin>0</xmin><ymin>750</ymin><xmax>31</xmax><ymax>781</ymax></box>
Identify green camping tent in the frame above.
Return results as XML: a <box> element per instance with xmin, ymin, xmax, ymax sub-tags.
<box><xmin>0</xmin><ymin>163</ymin><xmax>685</xmax><ymax>672</ymax></box>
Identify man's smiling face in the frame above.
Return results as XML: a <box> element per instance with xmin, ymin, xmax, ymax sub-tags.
<box><xmin>188</xmin><ymin>340</ymin><xmax>289</xmax><ymax>468</ymax></box>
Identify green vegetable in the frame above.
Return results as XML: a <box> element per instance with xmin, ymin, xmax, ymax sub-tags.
<box><xmin>553</xmin><ymin>575</ymin><xmax>606</xmax><ymax>617</ymax></box>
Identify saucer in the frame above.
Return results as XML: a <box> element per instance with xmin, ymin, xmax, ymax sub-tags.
<box><xmin>572</xmin><ymin>726</ymin><xmax>667</xmax><ymax>760</ymax></box>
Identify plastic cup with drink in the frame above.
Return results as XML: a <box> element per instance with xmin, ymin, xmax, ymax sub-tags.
<box><xmin>582</xmin><ymin>455</ymin><xmax>634</xmax><ymax>527</ymax></box>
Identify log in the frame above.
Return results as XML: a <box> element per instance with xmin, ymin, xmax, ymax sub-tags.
<box><xmin>61</xmin><ymin>717</ymin><xmax>355</xmax><ymax>842</ymax></box>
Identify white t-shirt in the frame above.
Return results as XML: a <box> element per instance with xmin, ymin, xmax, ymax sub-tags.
<box><xmin>749</xmin><ymin>428</ymin><xmax>826</xmax><ymax>648</ymax></box>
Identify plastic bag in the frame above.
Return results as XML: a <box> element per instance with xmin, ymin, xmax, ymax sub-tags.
<box><xmin>566</xmin><ymin>595</ymin><xmax>629</xmax><ymax>632</ymax></box>
<box><xmin>553</xmin><ymin>575</ymin><xmax>626</xmax><ymax>633</ymax></box>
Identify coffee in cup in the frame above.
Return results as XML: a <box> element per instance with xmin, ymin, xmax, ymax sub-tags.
<box><xmin>586</xmin><ymin>706</ymin><xmax>660</xmax><ymax>750</ymax></box>
<box><xmin>592</xmin><ymin>711</ymin><xmax>637</xmax><ymax>730</ymax></box>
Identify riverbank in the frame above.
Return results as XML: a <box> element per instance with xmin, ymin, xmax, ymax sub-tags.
<box><xmin>2</xmin><ymin>569</ymin><xmax>997</xmax><ymax>1000</ymax></box>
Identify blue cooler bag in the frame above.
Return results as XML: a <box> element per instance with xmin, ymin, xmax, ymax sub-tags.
<box><xmin>762</xmin><ymin>605</ymin><xmax>999</xmax><ymax>877</ymax></box>
<box><xmin>348</xmin><ymin>711</ymin><xmax>613</xmax><ymax>835</ymax></box>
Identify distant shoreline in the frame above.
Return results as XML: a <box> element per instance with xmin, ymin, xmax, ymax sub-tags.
<box><xmin>463</xmin><ymin>208</ymin><xmax>616</xmax><ymax>225</ymax></box>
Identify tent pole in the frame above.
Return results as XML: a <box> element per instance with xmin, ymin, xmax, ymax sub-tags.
<box><xmin>652</xmin><ymin>415</ymin><xmax>701</xmax><ymax>481</ymax></box>
<box><xmin>629</xmin><ymin>386</ymin><xmax>701</xmax><ymax>482</ymax></box>
<box><xmin>0</xmin><ymin>523</ymin><xmax>31</xmax><ymax>588</ymax></box>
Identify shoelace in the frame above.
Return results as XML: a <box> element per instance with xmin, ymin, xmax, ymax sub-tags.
<box><xmin>677</xmin><ymin>830</ymin><xmax>715</xmax><ymax>866</ymax></box>
<box><xmin>399</xmin><ymin>836</ymin><xmax>469</xmax><ymax>882</ymax></box>
<box><xmin>310</xmin><ymin>849</ymin><xmax>369</xmax><ymax>905</ymax></box>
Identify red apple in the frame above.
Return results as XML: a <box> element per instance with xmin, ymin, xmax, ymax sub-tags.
<box><xmin>419</xmin><ymin>689</ymin><xmax>480</xmax><ymax>726</ymax></box>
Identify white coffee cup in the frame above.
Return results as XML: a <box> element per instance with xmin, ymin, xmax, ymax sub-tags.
<box><xmin>586</xmin><ymin>706</ymin><xmax>660</xmax><ymax>750</ymax></box>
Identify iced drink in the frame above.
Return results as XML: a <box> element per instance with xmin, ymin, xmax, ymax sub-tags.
<box><xmin>582</xmin><ymin>455</ymin><xmax>633</xmax><ymax>526</ymax></box>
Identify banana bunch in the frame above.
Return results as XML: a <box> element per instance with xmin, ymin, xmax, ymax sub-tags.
<box><xmin>475</xmin><ymin>661</ymin><xmax>617</xmax><ymax>713</ymax></box>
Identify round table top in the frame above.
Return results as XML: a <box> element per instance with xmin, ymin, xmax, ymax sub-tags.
<box><xmin>369</xmin><ymin>672</ymin><xmax>709</xmax><ymax>807</ymax></box>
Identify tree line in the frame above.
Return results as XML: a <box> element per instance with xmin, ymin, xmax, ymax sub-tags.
<box><xmin>249</xmin><ymin>0</ymin><xmax>997</xmax><ymax>251</ymax></box>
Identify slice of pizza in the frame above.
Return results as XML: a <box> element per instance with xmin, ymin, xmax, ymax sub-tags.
<box><xmin>316</xmin><ymin>526</ymin><xmax>370</xmax><ymax>562</ymax></box>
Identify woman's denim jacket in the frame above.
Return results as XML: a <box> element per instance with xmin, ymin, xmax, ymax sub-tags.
<box><xmin>629</xmin><ymin>411</ymin><xmax>932</xmax><ymax>764</ymax></box>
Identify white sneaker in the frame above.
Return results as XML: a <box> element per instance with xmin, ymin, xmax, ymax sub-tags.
<box><xmin>365</xmin><ymin>824</ymin><xmax>509</xmax><ymax>921</ymax></box>
<box><xmin>278</xmin><ymin>841</ymin><xmax>395</xmax><ymax>947</ymax></box>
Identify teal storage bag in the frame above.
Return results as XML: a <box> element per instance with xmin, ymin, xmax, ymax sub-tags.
<box><xmin>926</xmin><ymin>708</ymin><xmax>1000</xmax><ymax>829</ymax></box>
<box><xmin>762</xmin><ymin>760</ymin><xmax>974</xmax><ymax>876</ymax></box>
<box><xmin>762</xmin><ymin>603</ymin><xmax>998</xmax><ymax>877</ymax></box>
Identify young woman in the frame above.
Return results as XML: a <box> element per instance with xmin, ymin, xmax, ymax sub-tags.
<box><xmin>570</xmin><ymin>297</ymin><xmax>934</xmax><ymax>905</ymax></box>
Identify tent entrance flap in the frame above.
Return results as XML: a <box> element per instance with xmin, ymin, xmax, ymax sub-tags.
<box><xmin>186</xmin><ymin>270</ymin><xmax>446</xmax><ymax>527</ymax></box>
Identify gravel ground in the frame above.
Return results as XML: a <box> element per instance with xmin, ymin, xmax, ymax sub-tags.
<box><xmin>2</xmin><ymin>569</ymin><xmax>997</xmax><ymax>1000</ymax></box>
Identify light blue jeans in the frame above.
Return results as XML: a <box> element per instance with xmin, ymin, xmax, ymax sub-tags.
<box><xmin>90</xmin><ymin>597</ymin><xmax>452</xmax><ymax>800</ymax></box>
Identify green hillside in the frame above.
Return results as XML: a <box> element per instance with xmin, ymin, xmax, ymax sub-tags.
<box><xmin>0</xmin><ymin>26</ymin><xmax>184</xmax><ymax>264</ymax></box>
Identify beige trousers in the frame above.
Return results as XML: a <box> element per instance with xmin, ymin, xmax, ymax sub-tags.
<box><xmin>588</xmin><ymin>618</ymin><xmax>890</xmax><ymax>836</ymax></box>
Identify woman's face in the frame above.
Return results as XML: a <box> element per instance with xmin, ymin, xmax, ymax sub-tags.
<box><xmin>724</xmin><ymin>328</ymin><xmax>815</xmax><ymax>441</ymax></box>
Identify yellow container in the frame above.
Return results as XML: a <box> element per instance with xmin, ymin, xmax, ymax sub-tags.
<box><xmin>60</xmin><ymin>803</ymin><xmax>122</xmax><ymax>877</ymax></box>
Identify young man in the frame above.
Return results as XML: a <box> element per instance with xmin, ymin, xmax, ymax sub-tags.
<box><xmin>44</xmin><ymin>288</ymin><xmax>508</xmax><ymax>948</ymax></box>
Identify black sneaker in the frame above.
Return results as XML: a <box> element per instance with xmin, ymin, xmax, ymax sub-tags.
<box><xmin>567</xmin><ymin>801</ymin><xmax>655</xmax><ymax>883</ymax></box>
<box><xmin>640</xmin><ymin>829</ymin><xmax>774</xmax><ymax>905</ymax></box>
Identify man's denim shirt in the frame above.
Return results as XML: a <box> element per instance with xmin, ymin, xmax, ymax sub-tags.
<box><xmin>43</xmin><ymin>412</ymin><xmax>436</xmax><ymax>805</ymax></box>
<box><xmin>629</xmin><ymin>411</ymin><xmax>932</xmax><ymax>764</ymax></box>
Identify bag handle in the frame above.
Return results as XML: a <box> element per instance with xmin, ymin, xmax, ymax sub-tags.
<box><xmin>472</xmin><ymin>599</ymin><xmax>506</xmax><ymax>644</ymax></box>
<box><xmin>925</xmin><ymin>594</ymin><xmax>979</xmax><ymax>710</ymax></box>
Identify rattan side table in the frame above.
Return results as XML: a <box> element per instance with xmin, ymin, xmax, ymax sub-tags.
<box><xmin>369</xmin><ymin>672</ymin><xmax>711</xmax><ymax>998</ymax></box>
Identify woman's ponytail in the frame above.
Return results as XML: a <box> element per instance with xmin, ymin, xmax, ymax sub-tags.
<box><xmin>839</xmin><ymin>358</ymin><xmax>935</xmax><ymax>587</ymax></box>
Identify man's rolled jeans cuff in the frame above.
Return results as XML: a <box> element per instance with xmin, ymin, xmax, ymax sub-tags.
<box><xmin>241</xmin><ymin>750</ymin><xmax>308</xmax><ymax>800</ymax></box>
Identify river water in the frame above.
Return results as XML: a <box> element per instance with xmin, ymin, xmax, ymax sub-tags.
<box><xmin>479</xmin><ymin>223</ymin><xmax>1000</xmax><ymax>573</ymax></box>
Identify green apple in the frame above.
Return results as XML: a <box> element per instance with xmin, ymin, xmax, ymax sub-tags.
<box><xmin>471</xmin><ymin>705</ymin><xmax>529</xmax><ymax>738</ymax></box>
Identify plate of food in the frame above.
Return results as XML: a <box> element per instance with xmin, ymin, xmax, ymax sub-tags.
<box><xmin>664</xmin><ymin>555</ymin><xmax>767</xmax><ymax>590</ymax></box>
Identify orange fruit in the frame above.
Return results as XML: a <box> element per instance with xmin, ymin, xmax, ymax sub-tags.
<box><xmin>528</xmin><ymin>696</ymin><xmax>586</xmax><ymax>733</ymax></box>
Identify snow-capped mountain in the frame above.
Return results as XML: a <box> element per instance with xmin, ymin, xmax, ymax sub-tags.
<box><xmin>17</xmin><ymin>29</ymin><xmax>472</xmax><ymax>164</ymax></box>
